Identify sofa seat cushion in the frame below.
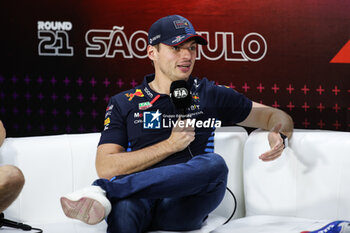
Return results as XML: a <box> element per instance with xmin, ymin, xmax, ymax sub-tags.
<box><xmin>149</xmin><ymin>214</ymin><xmax>227</xmax><ymax>233</ymax></box>
<box><xmin>212</xmin><ymin>215</ymin><xmax>332</xmax><ymax>233</ymax></box>
<box><xmin>0</xmin><ymin>214</ymin><xmax>226</xmax><ymax>233</ymax></box>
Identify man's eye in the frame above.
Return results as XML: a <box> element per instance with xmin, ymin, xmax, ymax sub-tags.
<box><xmin>189</xmin><ymin>46</ymin><xmax>196</xmax><ymax>51</ymax></box>
<box><xmin>172</xmin><ymin>46</ymin><xmax>180</xmax><ymax>51</ymax></box>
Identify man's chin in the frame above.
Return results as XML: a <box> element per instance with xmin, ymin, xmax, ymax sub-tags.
<box><xmin>175</xmin><ymin>72</ymin><xmax>192</xmax><ymax>81</ymax></box>
<box><xmin>174</xmin><ymin>76</ymin><xmax>190</xmax><ymax>81</ymax></box>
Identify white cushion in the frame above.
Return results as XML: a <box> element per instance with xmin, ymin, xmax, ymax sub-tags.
<box><xmin>149</xmin><ymin>214</ymin><xmax>226</xmax><ymax>233</ymax></box>
<box><xmin>244</xmin><ymin>129</ymin><xmax>350</xmax><ymax>220</ymax></box>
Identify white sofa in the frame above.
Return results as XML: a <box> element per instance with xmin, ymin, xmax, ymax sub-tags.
<box><xmin>0</xmin><ymin>127</ymin><xmax>349</xmax><ymax>233</ymax></box>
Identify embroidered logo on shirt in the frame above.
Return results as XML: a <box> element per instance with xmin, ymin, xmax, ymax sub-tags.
<box><xmin>106</xmin><ymin>105</ymin><xmax>113</xmax><ymax>111</ymax></box>
<box><xmin>192</xmin><ymin>95</ymin><xmax>200</xmax><ymax>101</ymax></box>
<box><xmin>105</xmin><ymin>105</ymin><xmax>113</xmax><ymax>118</ymax></box>
<box><xmin>125</xmin><ymin>89</ymin><xmax>144</xmax><ymax>101</ymax></box>
<box><xmin>138</xmin><ymin>94</ymin><xmax>160</xmax><ymax>110</ymax></box>
<box><xmin>143</xmin><ymin>87</ymin><xmax>153</xmax><ymax>98</ymax></box>
<box><xmin>103</xmin><ymin>117</ymin><xmax>111</xmax><ymax>130</ymax></box>
<box><xmin>139</xmin><ymin>101</ymin><xmax>152</xmax><ymax>110</ymax></box>
<box><xmin>104</xmin><ymin>117</ymin><xmax>110</xmax><ymax>125</ymax></box>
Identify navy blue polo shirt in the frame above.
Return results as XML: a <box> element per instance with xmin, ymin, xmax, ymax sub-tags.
<box><xmin>99</xmin><ymin>74</ymin><xmax>252</xmax><ymax>169</ymax></box>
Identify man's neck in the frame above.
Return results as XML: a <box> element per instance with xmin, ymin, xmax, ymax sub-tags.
<box><xmin>148</xmin><ymin>70</ymin><xmax>190</xmax><ymax>95</ymax></box>
<box><xmin>148</xmin><ymin>77</ymin><xmax>171</xmax><ymax>95</ymax></box>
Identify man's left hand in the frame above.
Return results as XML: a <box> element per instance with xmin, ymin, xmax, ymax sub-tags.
<box><xmin>259</xmin><ymin>123</ymin><xmax>285</xmax><ymax>162</ymax></box>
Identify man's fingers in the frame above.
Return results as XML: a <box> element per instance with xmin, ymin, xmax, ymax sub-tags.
<box><xmin>259</xmin><ymin>143</ymin><xmax>284</xmax><ymax>161</ymax></box>
<box><xmin>262</xmin><ymin>126</ymin><xmax>286</xmax><ymax>162</ymax></box>
<box><xmin>272</xmin><ymin>140</ymin><xmax>283</xmax><ymax>150</ymax></box>
<box><xmin>259</xmin><ymin>150</ymin><xmax>282</xmax><ymax>161</ymax></box>
<box><xmin>179</xmin><ymin>119</ymin><xmax>195</xmax><ymax>132</ymax></box>
<box><xmin>261</xmin><ymin>152</ymin><xmax>282</xmax><ymax>161</ymax></box>
<box><xmin>263</xmin><ymin>147</ymin><xmax>284</xmax><ymax>160</ymax></box>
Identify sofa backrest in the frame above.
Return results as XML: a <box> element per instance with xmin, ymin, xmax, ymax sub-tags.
<box><xmin>244</xmin><ymin>129</ymin><xmax>350</xmax><ymax>220</ymax></box>
<box><xmin>0</xmin><ymin>126</ymin><xmax>248</xmax><ymax>223</ymax></box>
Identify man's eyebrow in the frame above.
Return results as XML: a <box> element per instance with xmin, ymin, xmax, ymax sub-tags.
<box><xmin>179</xmin><ymin>41</ymin><xmax>197</xmax><ymax>47</ymax></box>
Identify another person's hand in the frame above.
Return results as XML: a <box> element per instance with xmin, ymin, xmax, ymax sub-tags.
<box><xmin>0</xmin><ymin>120</ymin><xmax>6</xmax><ymax>147</ymax></box>
<box><xmin>167</xmin><ymin>118</ymin><xmax>195</xmax><ymax>152</ymax></box>
<box><xmin>259</xmin><ymin>123</ymin><xmax>285</xmax><ymax>162</ymax></box>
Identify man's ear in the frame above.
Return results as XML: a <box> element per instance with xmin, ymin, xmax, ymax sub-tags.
<box><xmin>147</xmin><ymin>45</ymin><xmax>157</xmax><ymax>62</ymax></box>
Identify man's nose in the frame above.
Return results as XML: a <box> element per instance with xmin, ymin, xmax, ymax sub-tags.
<box><xmin>180</xmin><ymin>48</ymin><xmax>192</xmax><ymax>59</ymax></box>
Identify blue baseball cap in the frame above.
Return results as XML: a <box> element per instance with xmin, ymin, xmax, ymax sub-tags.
<box><xmin>148</xmin><ymin>15</ymin><xmax>208</xmax><ymax>46</ymax></box>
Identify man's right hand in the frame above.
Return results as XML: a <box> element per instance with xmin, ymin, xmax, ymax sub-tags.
<box><xmin>166</xmin><ymin>118</ymin><xmax>195</xmax><ymax>152</ymax></box>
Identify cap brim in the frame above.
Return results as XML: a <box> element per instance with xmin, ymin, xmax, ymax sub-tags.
<box><xmin>162</xmin><ymin>34</ymin><xmax>208</xmax><ymax>46</ymax></box>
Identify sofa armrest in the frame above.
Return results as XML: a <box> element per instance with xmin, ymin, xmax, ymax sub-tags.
<box><xmin>0</xmin><ymin>133</ymin><xmax>101</xmax><ymax>223</ymax></box>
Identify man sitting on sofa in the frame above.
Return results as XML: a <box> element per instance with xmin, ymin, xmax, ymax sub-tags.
<box><xmin>0</xmin><ymin>120</ymin><xmax>25</xmax><ymax>213</ymax></box>
<box><xmin>60</xmin><ymin>15</ymin><xmax>294</xmax><ymax>233</ymax></box>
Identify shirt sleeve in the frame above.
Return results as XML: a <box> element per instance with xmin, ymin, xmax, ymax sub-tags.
<box><xmin>208</xmin><ymin>84</ymin><xmax>252</xmax><ymax>124</ymax></box>
<box><xmin>98</xmin><ymin>97</ymin><xmax>128</xmax><ymax>148</ymax></box>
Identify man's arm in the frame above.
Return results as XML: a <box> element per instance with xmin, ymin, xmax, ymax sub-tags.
<box><xmin>96</xmin><ymin>119</ymin><xmax>195</xmax><ymax>179</ymax></box>
<box><xmin>0</xmin><ymin>121</ymin><xmax>6</xmax><ymax>147</ymax></box>
<box><xmin>237</xmin><ymin>101</ymin><xmax>294</xmax><ymax>161</ymax></box>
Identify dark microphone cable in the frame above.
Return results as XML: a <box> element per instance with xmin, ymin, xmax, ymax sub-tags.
<box><xmin>0</xmin><ymin>213</ymin><xmax>43</xmax><ymax>232</ymax></box>
<box><xmin>187</xmin><ymin>145</ymin><xmax>194</xmax><ymax>157</ymax></box>
<box><xmin>223</xmin><ymin>187</ymin><xmax>237</xmax><ymax>225</ymax></box>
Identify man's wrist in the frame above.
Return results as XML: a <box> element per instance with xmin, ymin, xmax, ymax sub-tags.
<box><xmin>279</xmin><ymin>132</ymin><xmax>288</xmax><ymax>148</ymax></box>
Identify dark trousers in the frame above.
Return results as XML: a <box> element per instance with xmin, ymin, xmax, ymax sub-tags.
<box><xmin>94</xmin><ymin>153</ymin><xmax>228</xmax><ymax>233</ymax></box>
